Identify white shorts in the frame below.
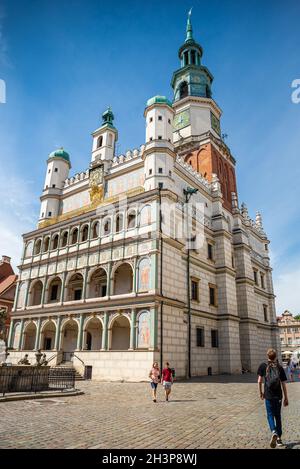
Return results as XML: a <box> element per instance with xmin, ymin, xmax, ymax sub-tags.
<box><xmin>163</xmin><ymin>381</ymin><xmax>172</xmax><ymax>389</ymax></box>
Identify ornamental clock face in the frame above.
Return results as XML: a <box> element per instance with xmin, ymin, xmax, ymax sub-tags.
<box><xmin>89</xmin><ymin>165</ymin><xmax>103</xmax><ymax>187</ymax></box>
<box><xmin>173</xmin><ymin>109</ymin><xmax>190</xmax><ymax>131</ymax></box>
<box><xmin>210</xmin><ymin>112</ymin><xmax>221</xmax><ymax>136</ymax></box>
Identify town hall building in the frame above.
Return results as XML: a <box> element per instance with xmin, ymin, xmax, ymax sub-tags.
<box><xmin>7</xmin><ymin>13</ymin><xmax>280</xmax><ymax>380</ymax></box>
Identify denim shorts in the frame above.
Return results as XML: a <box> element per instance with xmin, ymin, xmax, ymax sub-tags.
<box><xmin>150</xmin><ymin>382</ymin><xmax>158</xmax><ymax>389</ymax></box>
<box><xmin>163</xmin><ymin>381</ymin><xmax>172</xmax><ymax>389</ymax></box>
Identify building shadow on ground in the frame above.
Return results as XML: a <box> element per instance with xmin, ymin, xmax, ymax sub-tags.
<box><xmin>177</xmin><ymin>373</ymin><xmax>258</xmax><ymax>384</ymax></box>
<box><xmin>285</xmin><ymin>441</ymin><xmax>300</xmax><ymax>449</ymax></box>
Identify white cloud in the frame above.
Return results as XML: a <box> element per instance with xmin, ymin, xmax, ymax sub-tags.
<box><xmin>274</xmin><ymin>267</ymin><xmax>300</xmax><ymax>316</ymax></box>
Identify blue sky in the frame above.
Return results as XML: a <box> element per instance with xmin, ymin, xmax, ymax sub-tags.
<box><xmin>0</xmin><ymin>0</ymin><xmax>299</xmax><ymax>314</ymax></box>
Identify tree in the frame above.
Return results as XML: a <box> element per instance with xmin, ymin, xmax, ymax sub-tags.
<box><xmin>0</xmin><ymin>308</ymin><xmax>7</xmax><ymax>344</ymax></box>
<box><xmin>294</xmin><ymin>314</ymin><xmax>300</xmax><ymax>321</ymax></box>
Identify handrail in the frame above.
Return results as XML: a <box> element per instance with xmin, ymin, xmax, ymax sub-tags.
<box><xmin>46</xmin><ymin>354</ymin><xmax>58</xmax><ymax>364</ymax></box>
<box><xmin>72</xmin><ymin>353</ymin><xmax>85</xmax><ymax>366</ymax></box>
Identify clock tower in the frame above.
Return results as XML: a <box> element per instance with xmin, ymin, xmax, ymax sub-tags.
<box><xmin>172</xmin><ymin>11</ymin><xmax>222</xmax><ymax>143</ymax></box>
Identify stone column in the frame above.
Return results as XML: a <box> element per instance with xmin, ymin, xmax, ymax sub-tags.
<box><xmin>7</xmin><ymin>319</ymin><xmax>14</xmax><ymax>348</ymax></box>
<box><xmin>132</xmin><ymin>259</ymin><xmax>137</xmax><ymax>294</ymax></box>
<box><xmin>82</xmin><ymin>267</ymin><xmax>89</xmax><ymax>300</ymax></box>
<box><xmin>60</xmin><ymin>272</ymin><xmax>67</xmax><ymax>304</ymax></box>
<box><xmin>41</xmin><ymin>279</ymin><xmax>47</xmax><ymax>306</ymax></box>
<box><xmin>12</xmin><ymin>282</ymin><xmax>20</xmax><ymax>311</ymax></box>
<box><xmin>149</xmin><ymin>307</ymin><xmax>157</xmax><ymax>350</ymax></box>
<box><xmin>18</xmin><ymin>318</ymin><xmax>25</xmax><ymax>350</ymax></box>
<box><xmin>35</xmin><ymin>317</ymin><xmax>42</xmax><ymax>350</ymax></box>
<box><xmin>101</xmin><ymin>312</ymin><xmax>109</xmax><ymax>350</ymax></box>
<box><xmin>24</xmin><ymin>281</ymin><xmax>30</xmax><ymax>308</ymax></box>
<box><xmin>106</xmin><ymin>263</ymin><xmax>112</xmax><ymax>297</ymax></box>
<box><xmin>129</xmin><ymin>309</ymin><xmax>137</xmax><ymax>350</ymax></box>
<box><xmin>76</xmin><ymin>314</ymin><xmax>84</xmax><ymax>350</ymax></box>
<box><xmin>55</xmin><ymin>316</ymin><xmax>62</xmax><ymax>350</ymax></box>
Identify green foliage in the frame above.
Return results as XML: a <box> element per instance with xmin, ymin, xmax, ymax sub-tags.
<box><xmin>294</xmin><ymin>314</ymin><xmax>300</xmax><ymax>321</ymax></box>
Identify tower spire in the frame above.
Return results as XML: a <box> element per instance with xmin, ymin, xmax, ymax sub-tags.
<box><xmin>186</xmin><ymin>8</ymin><xmax>193</xmax><ymax>42</ymax></box>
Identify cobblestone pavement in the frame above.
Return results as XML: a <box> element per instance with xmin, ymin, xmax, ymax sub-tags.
<box><xmin>1</xmin><ymin>374</ymin><xmax>300</xmax><ymax>449</ymax></box>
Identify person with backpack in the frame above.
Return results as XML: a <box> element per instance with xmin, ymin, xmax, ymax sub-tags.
<box><xmin>148</xmin><ymin>362</ymin><xmax>160</xmax><ymax>403</ymax></box>
<box><xmin>257</xmin><ymin>348</ymin><xmax>289</xmax><ymax>448</ymax></box>
<box><xmin>161</xmin><ymin>362</ymin><xmax>174</xmax><ymax>402</ymax></box>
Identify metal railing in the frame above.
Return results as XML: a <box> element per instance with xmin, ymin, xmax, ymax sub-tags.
<box><xmin>0</xmin><ymin>366</ymin><xmax>76</xmax><ymax>397</ymax></box>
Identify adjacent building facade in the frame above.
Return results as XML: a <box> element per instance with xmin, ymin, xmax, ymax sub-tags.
<box><xmin>277</xmin><ymin>310</ymin><xmax>300</xmax><ymax>352</ymax></box>
<box><xmin>8</xmin><ymin>14</ymin><xmax>280</xmax><ymax>380</ymax></box>
<box><xmin>0</xmin><ymin>255</ymin><xmax>18</xmax><ymax>340</ymax></box>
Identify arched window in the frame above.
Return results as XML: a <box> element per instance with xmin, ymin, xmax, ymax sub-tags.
<box><xmin>43</xmin><ymin>237</ymin><xmax>50</xmax><ymax>252</ymax></box>
<box><xmin>34</xmin><ymin>239</ymin><xmax>42</xmax><ymax>255</ymax></box>
<box><xmin>48</xmin><ymin>277</ymin><xmax>62</xmax><ymax>303</ymax></box>
<box><xmin>103</xmin><ymin>218</ymin><xmax>111</xmax><ymax>236</ymax></box>
<box><xmin>23</xmin><ymin>322</ymin><xmax>37</xmax><ymax>350</ymax></box>
<box><xmin>97</xmin><ymin>136</ymin><xmax>103</xmax><ymax>148</ymax></box>
<box><xmin>61</xmin><ymin>231</ymin><xmax>68</xmax><ymax>247</ymax></box>
<box><xmin>116</xmin><ymin>213</ymin><xmax>124</xmax><ymax>232</ymax></box>
<box><xmin>184</xmin><ymin>51</ymin><xmax>188</xmax><ymax>66</ymax></box>
<box><xmin>92</xmin><ymin>222</ymin><xmax>99</xmax><ymax>239</ymax></box>
<box><xmin>88</xmin><ymin>268</ymin><xmax>107</xmax><ymax>298</ymax></box>
<box><xmin>29</xmin><ymin>280</ymin><xmax>43</xmax><ymax>306</ymax></box>
<box><xmin>113</xmin><ymin>263</ymin><xmax>133</xmax><ymax>295</ymax></box>
<box><xmin>191</xmin><ymin>50</ymin><xmax>196</xmax><ymax>65</ymax></box>
<box><xmin>140</xmin><ymin>205</ymin><xmax>151</xmax><ymax>226</ymax></box>
<box><xmin>24</xmin><ymin>241</ymin><xmax>33</xmax><ymax>258</ymax></box>
<box><xmin>179</xmin><ymin>81</ymin><xmax>188</xmax><ymax>99</ymax></box>
<box><xmin>51</xmin><ymin>234</ymin><xmax>59</xmax><ymax>250</ymax></box>
<box><xmin>81</xmin><ymin>225</ymin><xmax>89</xmax><ymax>242</ymax></box>
<box><xmin>66</xmin><ymin>273</ymin><xmax>83</xmax><ymax>301</ymax></box>
<box><xmin>71</xmin><ymin>228</ymin><xmax>79</xmax><ymax>245</ymax></box>
<box><xmin>127</xmin><ymin>210</ymin><xmax>136</xmax><ymax>229</ymax></box>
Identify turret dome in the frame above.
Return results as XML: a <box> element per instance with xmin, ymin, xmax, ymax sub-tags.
<box><xmin>146</xmin><ymin>95</ymin><xmax>172</xmax><ymax>108</ymax></box>
<box><xmin>48</xmin><ymin>148</ymin><xmax>70</xmax><ymax>163</ymax></box>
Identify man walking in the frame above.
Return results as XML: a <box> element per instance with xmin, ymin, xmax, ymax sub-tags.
<box><xmin>257</xmin><ymin>348</ymin><xmax>289</xmax><ymax>448</ymax></box>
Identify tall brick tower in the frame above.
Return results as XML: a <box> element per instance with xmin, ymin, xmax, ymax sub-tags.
<box><xmin>172</xmin><ymin>10</ymin><xmax>237</xmax><ymax>211</ymax></box>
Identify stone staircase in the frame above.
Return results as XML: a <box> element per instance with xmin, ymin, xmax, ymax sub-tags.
<box><xmin>54</xmin><ymin>362</ymin><xmax>85</xmax><ymax>381</ymax></box>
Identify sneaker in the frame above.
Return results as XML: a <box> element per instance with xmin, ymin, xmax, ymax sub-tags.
<box><xmin>276</xmin><ymin>438</ymin><xmax>284</xmax><ymax>447</ymax></box>
<box><xmin>270</xmin><ymin>431</ymin><xmax>278</xmax><ymax>449</ymax></box>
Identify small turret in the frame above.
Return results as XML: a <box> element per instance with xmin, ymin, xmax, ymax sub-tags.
<box><xmin>91</xmin><ymin>107</ymin><xmax>118</xmax><ymax>168</ymax></box>
<box><xmin>39</xmin><ymin>148</ymin><xmax>71</xmax><ymax>222</ymax></box>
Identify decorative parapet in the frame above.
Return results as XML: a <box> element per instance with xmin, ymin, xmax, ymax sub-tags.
<box><xmin>64</xmin><ymin>169</ymin><xmax>89</xmax><ymax>188</ymax></box>
<box><xmin>241</xmin><ymin>203</ymin><xmax>267</xmax><ymax>238</ymax></box>
<box><xmin>176</xmin><ymin>155</ymin><xmax>211</xmax><ymax>192</ymax></box>
<box><xmin>112</xmin><ymin>145</ymin><xmax>144</xmax><ymax>167</ymax></box>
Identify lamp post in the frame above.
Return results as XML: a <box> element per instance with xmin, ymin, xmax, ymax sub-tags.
<box><xmin>183</xmin><ymin>187</ymin><xmax>198</xmax><ymax>379</ymax></box>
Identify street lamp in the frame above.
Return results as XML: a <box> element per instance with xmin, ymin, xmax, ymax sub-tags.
<box><xmin>183</xmin><ymin>186</ymin><xmax>198</xmax><ymax>379</ymax></box>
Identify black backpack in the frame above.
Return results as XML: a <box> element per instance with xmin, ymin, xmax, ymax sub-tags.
<box><xmin>265</xmin><ymin>362</ymin><xmax>280</xmax><ymax>390</ymax></box>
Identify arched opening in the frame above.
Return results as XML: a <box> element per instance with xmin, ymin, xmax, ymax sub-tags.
<box><xmin>140</xmin><ymin>205</ymin><xmax>151</xmax><ymax>226</ymax></box>
<box><xmin>183</xmin><ymin>51</ymin><xmax>188</xmax><ymax>66</ymax></box>
<box><xmin>191</xmin><ymin>49</ymin><xmax>196</xmax><ymax>65</ymax></box>
<box><xmin>71</xmin><ymin>228</ymin><xmax>79</xmax><ymax>245</ymax></box>
<box><xmin>103</xmin><ymin>217</ymin><xmax>111</xmax><ymax>236</ymax></box>
<box><xmin>92</xmin><ymin>221</ymin><xmax>99</xmax><ymax>239</ymax></box>
<box><xmin>113</xmin><ymin>263</ymin><xmax>133</xmax><ymax>295</ymax></box>
<box><xmin>97</xmin><ymin>136</ymin><xmax>103</xmax><ymax>148</ymax></box>
<box><xmin>84</xmin><ymin>317</ymin><xmax>102</xmax><ymax>350</ymax></box>
<box><xmin>66</xmin><ymin>273</ymin><xmax>83</xmax><ymax>301</ymax></box>
<box><xmin>127</xmin><ymin>210</ymin><xmax>136</xmax><ymax>229</ymax></box>
<box><xmin>61</xmin><ymin>319</ymin><xmax>78</xmax><ymax>356</ymax></box>
<box><xmin>81</xmin><ymin>225</ymin><xmax>89</xmax><ymax>242</ymax></box>
<box><xmin>29</xmin><ymin>280</ymin><xmax>43</xmax><ymax>306</ymax></box>
<box><xmin>43</xmin><ymin>237</ymin><xmax>50</xmax><ymax>252</ymax></box>
<box><xmin>179</xmin><ymin>81</ymin><xmax>188</xmax><ymax>100</ymax></box>
<box><xmin>12</xmin><ymin>322</ymin><xmax>21</xmax><ymax>349</ymax></box>
<box><xmin>23</xmin><ymin>322</ymin><xmax>37</xmax><ymax>350</ymax></box>
<box><xmin>116</xmin><ymin>213</ymin><xmax>124</xmax><ymax>232</ymax></box>
<box><xmin>61</xmin><ymin>231</ymin><xmax>68</xmax><ymax>247</ymax></box>
<box><xmin>88</xmin><ymin>268</ymin><xmax>107</xmax><ymax>298</ymax></box>
<box><xmin>47</xmin><ymin>277</ymin><xmax>62</xmax><ymax>303</ymax></box>
<box><xmin>52</xmin><ymin>234</ymin><xmax>59</xmax><ymax>250</ymax></box>
<box><xmin>25</xmin><ymin>241</ymin><xmax>33</xmax><ymax>258</ymax></box>
<box><xmin>110</xmin><ymin>315</ymin><xmax>130</xmax><ymax>350</ymax></box>
<box><xmin>34</xmin><ymin>239</ymin><xmax>42</xmax><ymax>255</ymax></box>
<box><xmin>41</xmin><ymin>321</ymin><xmax>56</xmax><ymax>350</ymax></box>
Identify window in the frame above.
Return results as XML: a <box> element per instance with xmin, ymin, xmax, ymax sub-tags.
<box><xmin>103</xmin><ymin>218</ymin><xmax>111</xmax><ymax>235</ymax></box>
<box><xmin>52</xmin><ymin>184</ymin><xmax>56</xmax><ymax>188</ymax></box>
<box><xmin>50</xmin><ymin>284</ymin><xmax>58</xmax><ymax>301</ymax></box>
<box><xmin>168</xmin><ymin>119</ymin><xmax>171</xmax><ymax>124</ymax></box>
<box><xmin>169</xmin><ymin>170</ymin><xmax>172</xmax><ymax>177</ymax></box>
<box><xmin>127</xmin><ymin>211</ymin><xmax>136</xmax><ymax>229</ymax></box>
<box><xmin>150</xmin><ymin>137</ymin><xmax>153</xmax><ymax>141</ymax></box>
<box><xmin>253</xmin><ymin>269</ymin><xmax>258</xmax><ymax>285</ymax></box>
<box><xmin>158</xmin><ymin>135</ymin><xmax>162</xmax><ymax>140</ymax></box>
<box><xmin>48</xmin><ymin>169</ymin><xmax>50</xmax><ymax>173</ymax></box>
<box><xmin>191</xmin><ymin>279</ymin><xmax>199</xmax><ymax>301</ymax></box>
<box><xmin>92</xmin><ymin>222</ymin><xmax>99</xmax><ymax>239</ymax></box>
<box><xmin>191</xmin><ymin>50</ymin><xmax>196</xmax><ymax>65</ymax></box>
<box><xmin>265</xmin><ymin>244</ymin><xmax>268</xmax><ymax>251</ymax></box>
<box><xmin>158</xmin><ymin>167</ymin><xmax>163</xmax><ymax>174</ymax></box>
<box><xmin>52</xmin><ymin>234</ymin><xmax>59</xmax><ymax>250</ymax></box>
<box><xmin>149</xmin><ymin>117</ymin><xmax>153</xmax><ymax>123</ymax></box>
<box><xmin>74</xmin><ymin>289</ymin><xmax>82</xmax><ymax>301</ymax></box>
<box><xmin>207</xmin><ymin>243</ymin><xmax>213</xmax><ymax>260</ymax></box>
<box><xmin>149</xmin><ymin>169</ymin><xmax>152</xmax><ymax>175</ymax></box>
<box><xmin>263</xmin><ymin>305</ymin><xmax>268</xmax><ymax>322</ymax></box>
<box><xmin>209</xmin><ymin>285</ymin><xmax>217</xmax><ymax>306</ymax></box>
<box><xmin>196</xmin><ymin>328</ymin><xmax>205</xmax><ymax>347</ymax></box>
<box><xmin>81</xmin><ymin>225</ymin><xmax>89</xmax><ymax>242</ymax></box>
<box><xmin>48</xmin><ymin>211</ymin><xmax>52</xmax><ymax>217</ymax></box>
<box><xmin>116</xmin><ymin>214</ymin><xmax>123</xmax><ymax>232</ymax></box>
<box><xmin>158</xmin><ymin>182</ymin><xmax>163</xmax><ymax>190</ymax></box>
<box><xmin>54</xmin><ymin>168</ymin><xmax>58</xmax><ymax>172</ymax></box>
<box><xmin>260</xmin><ymin>273</ymin><xmax>265</xmax><ymax>289</ymax></box>
<box><xmin>158</xmin><ymin>115</ymin><xmax>162</xmax><ymax>121</ymax></box>
<box><xmin>71</xmin><ymin>228</ymin><xmax>78</xmax><ymax>244</ymax></box>
<box><xmin>211</xmin><ymin>330</ymin><xmax>219</xmax><ymax>348</ymax></box>
<box><xmin>97</xmin><ymin>136</ymin><xmax>103</xmax><ymax>148</ymax></box>
<box><xmin>179</xmin><ymin>81</ymin><xmax>188</xmax><ymax>99</ymax></box>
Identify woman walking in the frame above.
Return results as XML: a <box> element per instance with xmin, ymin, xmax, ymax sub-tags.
<box><xmin>149</xmin><ymin>362</ymin><xmax>160</xmax><ymax>403</ymax></box>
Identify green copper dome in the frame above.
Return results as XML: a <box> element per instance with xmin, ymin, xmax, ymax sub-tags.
<box><xmin>146</xmin><ymin>95</ymin><xmax>172</xmax><ymax>108</ymax></box>
<box><xmin>48</xmin><ymin>148</ymin><xmax>70</xmax><ymax>163</ymax></box>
